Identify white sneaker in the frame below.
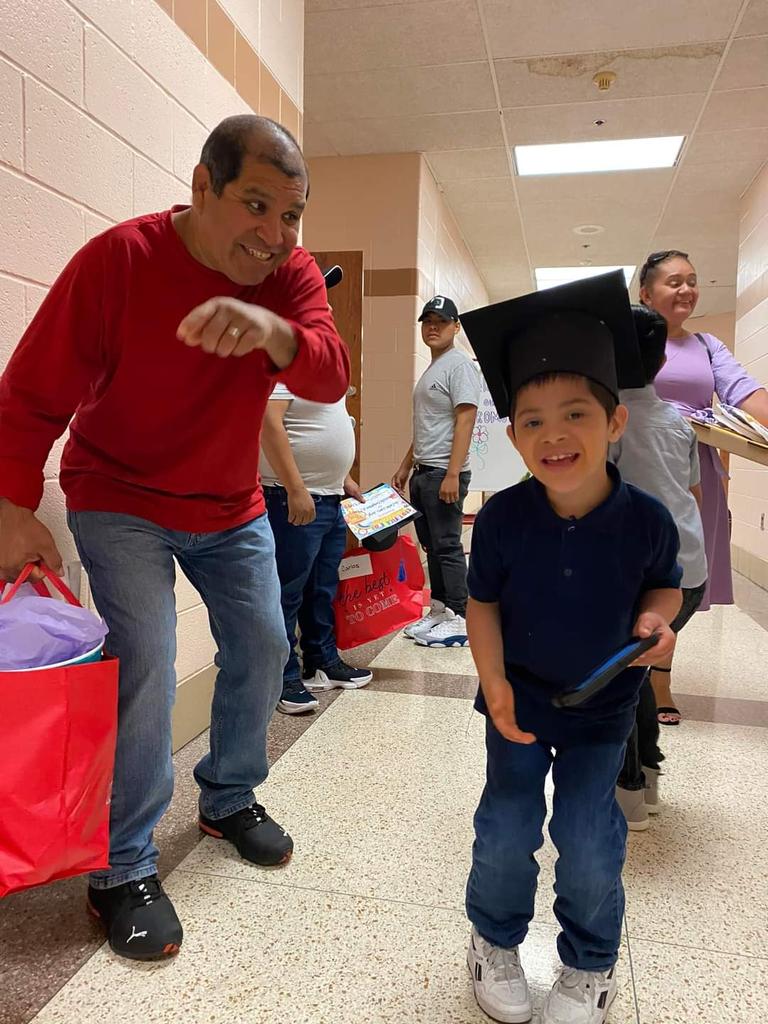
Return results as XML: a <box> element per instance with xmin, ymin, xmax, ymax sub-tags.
<box><xmin>642</xmin><ymin>765</ymin><xmax>661</xmax><ymax>813</ymax></box>
<box><xmin>467</xmin><ymin>928</ymin><xmax>532</xmax><ymax>1023</ymax></box>
<box><xmin>403</xmin><ymin>600</ymin><xmax>447</xmax><ymax>639</ymax></box>
<box><xmin>541</xmin><ymin>966</ymin><xmax>617</xmax><ymax>1024</ymax></box>
<box><xmin>415</xmin><ymin>609</ymin><xmax>469</xmax><ymax>648</ymax></box>
<box><xmin>615</xmin><ymin>786</ymin><xmax>649</xmax><ymax>832</ymax></box>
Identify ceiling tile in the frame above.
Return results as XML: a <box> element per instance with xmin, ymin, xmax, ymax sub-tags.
<box><xmin>315</xmin><ymin>110</ymin><xmax>505</xmax><ymax>154</ymax></box>
<box><xmin>305</xmin><ymin>62</ymin><xmax>495</xmax><ymax>122</ymax></box>
<box><xmin>698</xmin><ymin>87</ymin><xmax>768</xmax><ymax>132</ymax></box>
<box><xmin>304</xmin><ymin>1</ymin><xmax>485</xmax><ymax>75</ymax></box>
<box><xmin>516</xmin><ymin>168</ymin><xmax>674</xmax><ymax>204</ymax></box>
<box><xmin>483</xmin><ymin>0</ymin><xmax>743</xmax><ymax>58</ymax></box>
<box><xmin>426</xmin><ymin>148</ymin><xmax>510</xmax><ymax>181</ymax></box>
<box><xmin>495</xmin><ymin>43</ymin><xmax>723</xmax><ymax>108</ymax></box>
<box><xmin>443</xmin><ymin>177</ymin><xmax>516</xmax><ymax>204</ymax></box>
<box><xmin>521</xmin><ymin>196</ymin><xmax>659</xmax><ymax>251</ymax></box>
<box><xmin>302</xmin><ymin>121</ymin><xmax>338</xmax><ymax>157</ymax></box>
<box><xmin>503</xmin><ymin>93</ymin><xmax>702</xmax><ymax>145</ymax></box>
<box><xmin>715</xmin><ymin>35</ymin><xmax>768</xmax><ymax>91</ymax></box>
<box><xmin>306</xmin><ymin>0</ymin><xmax>440</xmax><ymax>8</ymax></box>
<box><xmin>684</xmin><ymin>126</ymin><xmax>768</xmax><ymax>164</ymax></box>
<box><xmin>736</xmin><ymin>0</ymin><xmax>768</xmax><ymax>36</ymax></box>
<box><xmin>674</xmin><ymin>158</ymin><xmax>764</xmax><ymax>197</ymax></box>
<box><xmin>653</xmin><ymin>210</ymin><xmax>740</xmax><ymax>253</ymax></box>
<box><xmin>527</xmin><ymin>236</ymin><xmax>652</xmax><ymax>268</ymax></box>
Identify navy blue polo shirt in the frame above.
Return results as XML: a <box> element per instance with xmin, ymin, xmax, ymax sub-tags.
<box><xmin>468</xmin><ymin>463</ymin><xmax>682</xmax><ymax>712</ymax></box>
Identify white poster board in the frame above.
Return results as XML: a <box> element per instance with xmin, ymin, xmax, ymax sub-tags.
<box><xmin>469</xmin><ymin>372</ymin><xmax>527</xmax><ymax>492</ymax></box>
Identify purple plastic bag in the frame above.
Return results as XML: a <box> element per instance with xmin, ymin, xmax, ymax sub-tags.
<box><xmin>0</xmin><ymin>588</ymin><xmax>107</xmax><ymax>670</ymax></box>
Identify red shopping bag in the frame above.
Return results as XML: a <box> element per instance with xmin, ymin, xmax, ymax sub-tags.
<box><xmin>334</xmin><ymin>535</ymin><xmax>426</xmax><ymax>650</ymax></box>
<box><xmin>0</xmin><ymin>565</ymin><xmax>118</xmax><ymax>898</ymax></box>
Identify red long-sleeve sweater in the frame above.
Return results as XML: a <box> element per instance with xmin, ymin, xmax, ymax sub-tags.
<box><xmin>0</xmin><ymin>209</ymin><xmax>350</xmax><ymax>532</ymax></box>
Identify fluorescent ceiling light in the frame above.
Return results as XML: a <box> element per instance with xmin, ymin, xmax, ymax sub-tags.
<box><xmin>515</xmin><ymin>136</ymin><xmax>684</xmax><ymax>176</ymax></box>
<box><xmin>535</xmin><ymin>266</ymin><xmax>637</xmax><ymax>291</ymax></box>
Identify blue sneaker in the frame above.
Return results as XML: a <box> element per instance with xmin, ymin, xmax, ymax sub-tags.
<box><xmin>277</xmin><ymin>683</ymin><xmax>319</xmax><ymax>715</ymax></box>
<box><xmin>303</xmin><ymin>658</ymin><xmax>373</xmax><ymax>690</ymax></box>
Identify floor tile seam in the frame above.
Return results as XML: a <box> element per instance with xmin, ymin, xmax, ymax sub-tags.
<box><xmin>621</xmin><ymin>928</ymin><xmax>768</xmax><ymax>962</ymax></box>
<box><xmin>622</xmin><ymin>917</ymin><xmax>643</xmax><ymax>1024</ymax></box>
<box><xmin>170</xmin><ymin>865</ymin><xmax>564</xmax><ymax>932</ymax></box>
<box><xmin>25</xmin><ymin>945</ymin><xmax>109</xmax><ymax>1024</ymax></box>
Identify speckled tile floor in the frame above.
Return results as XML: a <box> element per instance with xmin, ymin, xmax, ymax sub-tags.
<box><xmin>2</xmin><ymin>575</ymin><xmax>767</xmax><ymax>1024</ymax></box>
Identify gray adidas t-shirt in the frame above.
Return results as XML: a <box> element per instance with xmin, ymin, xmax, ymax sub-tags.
<box><xmin>413</xmin><ymin>348</ymin><xmax>481</xmax><ymax>471</ymax></box>
<box><xmin>611</xmin><ymin>385</ymin><xmax>707</xmax><ymax>589</ymax></box>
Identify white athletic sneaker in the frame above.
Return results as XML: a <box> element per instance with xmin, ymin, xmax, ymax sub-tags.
<box><xmin>467</xmin><ymin>928</ymin><xmax>532</xmax><ymax>1024</ymax></box>
<box><xmin>642</xmin><ymin>765</ymin><xmax>661</xmax><ymax>813</ymax></box>
<box><xmin>403</xmin><ymin>601</ymin><xmax>447</xmax><ymax>639</ymax></box>
<box><xmin>615</xmin><ymin>786</ymin><xmax>649</xmax><ymax>832</ymax></box>
<box><xmin>541</xmin><ymin>966</ymin><xmax>617</xmax><ymax>1024</ymax></box>
<box><xmin>415</xmin><ymin>608</ymin><xmax>469</xmax><ymax>648</ymax></box>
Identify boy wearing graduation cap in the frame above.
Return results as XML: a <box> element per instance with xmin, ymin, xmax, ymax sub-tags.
<box><xmin>460</xmin><ymin>272</ymin><xmax>682</xmax><ymax>1024</ymax></box>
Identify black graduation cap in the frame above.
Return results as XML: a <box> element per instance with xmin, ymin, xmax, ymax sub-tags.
<box><xmin>323</xmin><ymin>265</ymin><xmax>343</xmax><ymax>290</ymax></box>
<box><xmin>361</xmin><ymin>526</ymin><xmax>399</xmax><ymax>552</ymax></box>
<box><xmin>460</xmin><ymin>270</ymin><xmax>644</xmax><ymax>418</ymax></box>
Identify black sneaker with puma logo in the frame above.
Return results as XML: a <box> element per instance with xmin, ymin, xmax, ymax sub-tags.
<box><xmin>87</xmin><ymin>875</ymin><xmax>183</xmax><ymax>961</ymax></box>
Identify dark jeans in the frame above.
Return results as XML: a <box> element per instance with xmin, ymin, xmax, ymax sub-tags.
<box><xmin>619</xmin><ymin>582</ymin><xmax>707</xmax><ymax>789</ymax></box>
<box><xmin>409</xmin><ymin>465</ymin><xmax>470</xmax><ymax>616</ymax></box>
<box><xmin>265</xmin><ymin>487</ymin><xmax>347</xmax><ymax>689</ymax></box>
<box><xmin>467</xmin><ymin>691</ymin><xmax>636</xmax><ymax>971</ymax></box>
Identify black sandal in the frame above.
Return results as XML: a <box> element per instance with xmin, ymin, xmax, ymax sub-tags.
<box><xmin>651</xmin><ymin>667</ymin><xmax>681</xmax><ymax>725</ymax></box>
<box><xmin>656</xmin><ymin>705</ymin><xmax>681</xmax><ymax>726</ymax></box>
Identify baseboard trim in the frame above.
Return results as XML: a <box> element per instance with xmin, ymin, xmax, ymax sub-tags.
<box><xmin>172</xmin><ymin>664</ymin><xmax>216</xmax><ymax>753</ymax></box>
<box><xmin>732</xmin><ymin>544</ymin><xmax>768</xmax><ymax>593</ymax></box>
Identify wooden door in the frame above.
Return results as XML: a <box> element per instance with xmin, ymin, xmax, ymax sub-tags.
<box><xmin>310</xmin><ymin>249</ymin><xmax>364</xmax><ymax>482</ymax></box>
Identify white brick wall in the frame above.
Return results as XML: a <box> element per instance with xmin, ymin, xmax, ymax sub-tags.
<box><xmin>0</xmin><ymin>0</ymin><xmax>303</xmax><ymax>684</ymax></box>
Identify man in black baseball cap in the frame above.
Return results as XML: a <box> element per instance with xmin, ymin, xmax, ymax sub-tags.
<box><xmin>392</xmin><ymin>295</ymin><xmax>480</xmax><ymax>648</ymax></box>
<box><xmin>418</xmin><ymin>295</ymin><xmax>460</xmax><ymax>323</ymax></box>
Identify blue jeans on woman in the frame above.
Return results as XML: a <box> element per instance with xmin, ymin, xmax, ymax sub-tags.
<box><xmin>67</xmin><ymin>510</ymin><xmax>289</xmax><ymax>889</ymax></box>
<box><xmin>264</xmin><ymin>487</ymin><xmax>347</xmax><ymax>687</ymax></box>
<box><xmin>466</xmin><ymin>687</ymin><xmax>637</xmax><ymax>971</ymax></box>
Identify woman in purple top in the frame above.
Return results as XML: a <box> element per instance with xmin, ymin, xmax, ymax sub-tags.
<box><xmin>639</xmin><ymin>250</ymin><xmax>768</xmax><ymax>720</ymax></box>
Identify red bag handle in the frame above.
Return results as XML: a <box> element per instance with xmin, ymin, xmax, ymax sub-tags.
<box><xmin>0</xmin><ymin>563</ymin><xmax>82</xmax><ymax>607</ymax></box>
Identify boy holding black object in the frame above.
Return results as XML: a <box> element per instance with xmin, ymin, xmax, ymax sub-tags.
<box><xmin>612</xmin><ymin>304</ymin><xmax>707</xmax><ymax>828</ymax></box>
<box><xmin>460</xmin><ymin>272</ymin><xmax>682</xmax><ymax>1024</ymax></box>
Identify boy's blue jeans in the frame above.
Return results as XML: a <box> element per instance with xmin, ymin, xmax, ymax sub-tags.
<box><xmin>466</xmin><ymin>687</ymin><xmax>637</xmax><ymax>971</ymax></box>
<box><xmin>68</xmin><ymin>510</ymin><xmax>289</xmax><ymax>889</ymax></box>
<box><xmin>264</xmin><ymin>487</ymin><xmax>347</xmax><ymax>686</ymax></box>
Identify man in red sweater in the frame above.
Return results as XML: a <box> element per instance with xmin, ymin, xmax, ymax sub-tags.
<box><xmin>0</xmin><ymin>115</ymin><xmax>349</xmax><ymax>961</ymax></box>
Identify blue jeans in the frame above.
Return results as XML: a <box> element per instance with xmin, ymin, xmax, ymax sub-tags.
<box><xmin>265</xmin><ymin>487</ymin><xmax>346</xmax><ymax>687</ymax></box>
<box><xmin>67</xmin><ymin>511</ymin><xmax>289</xmax><ymax>889</ymax></box>
<box><xmin>466</xmin><ymin>690</ymin><xmax>636</xmax><ymax>971</ymax></box>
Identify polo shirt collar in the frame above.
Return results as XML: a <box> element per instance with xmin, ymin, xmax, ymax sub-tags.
<box><xmin>529</xmin><ymin>461</ymin><xmax>628</xmax><ymax>529</ymax></box>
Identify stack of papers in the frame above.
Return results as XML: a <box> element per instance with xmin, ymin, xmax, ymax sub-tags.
<box><xmin>692</xmin><ymin>402</ymin><xmax>768</xmax><ymax>448</ymax></box>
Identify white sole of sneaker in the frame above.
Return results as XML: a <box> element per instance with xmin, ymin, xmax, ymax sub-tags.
<box><xmin>304</xmin><ymin>671</ymin><xmax>373</xmax><ymax>691</ymax></box>
<box><xmin>467</xmin><ymin>955</ymin><xmax>532</xmax><ymax>1023</ymax></box>
<box><xmin>277</xmin><ymin>701</ymin><xmax>318</xmax><ymax>715</ymax></box>
<box><xmin>626</xmin><ymin>817</ymin><xmax>650</xmax><ymax>832</ymax></box>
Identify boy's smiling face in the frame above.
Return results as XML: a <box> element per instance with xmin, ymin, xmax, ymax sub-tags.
<box><xmin>508</xmin><ymin>375</ymin><xmax>628</xmax><ymax>514</ymax></box>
